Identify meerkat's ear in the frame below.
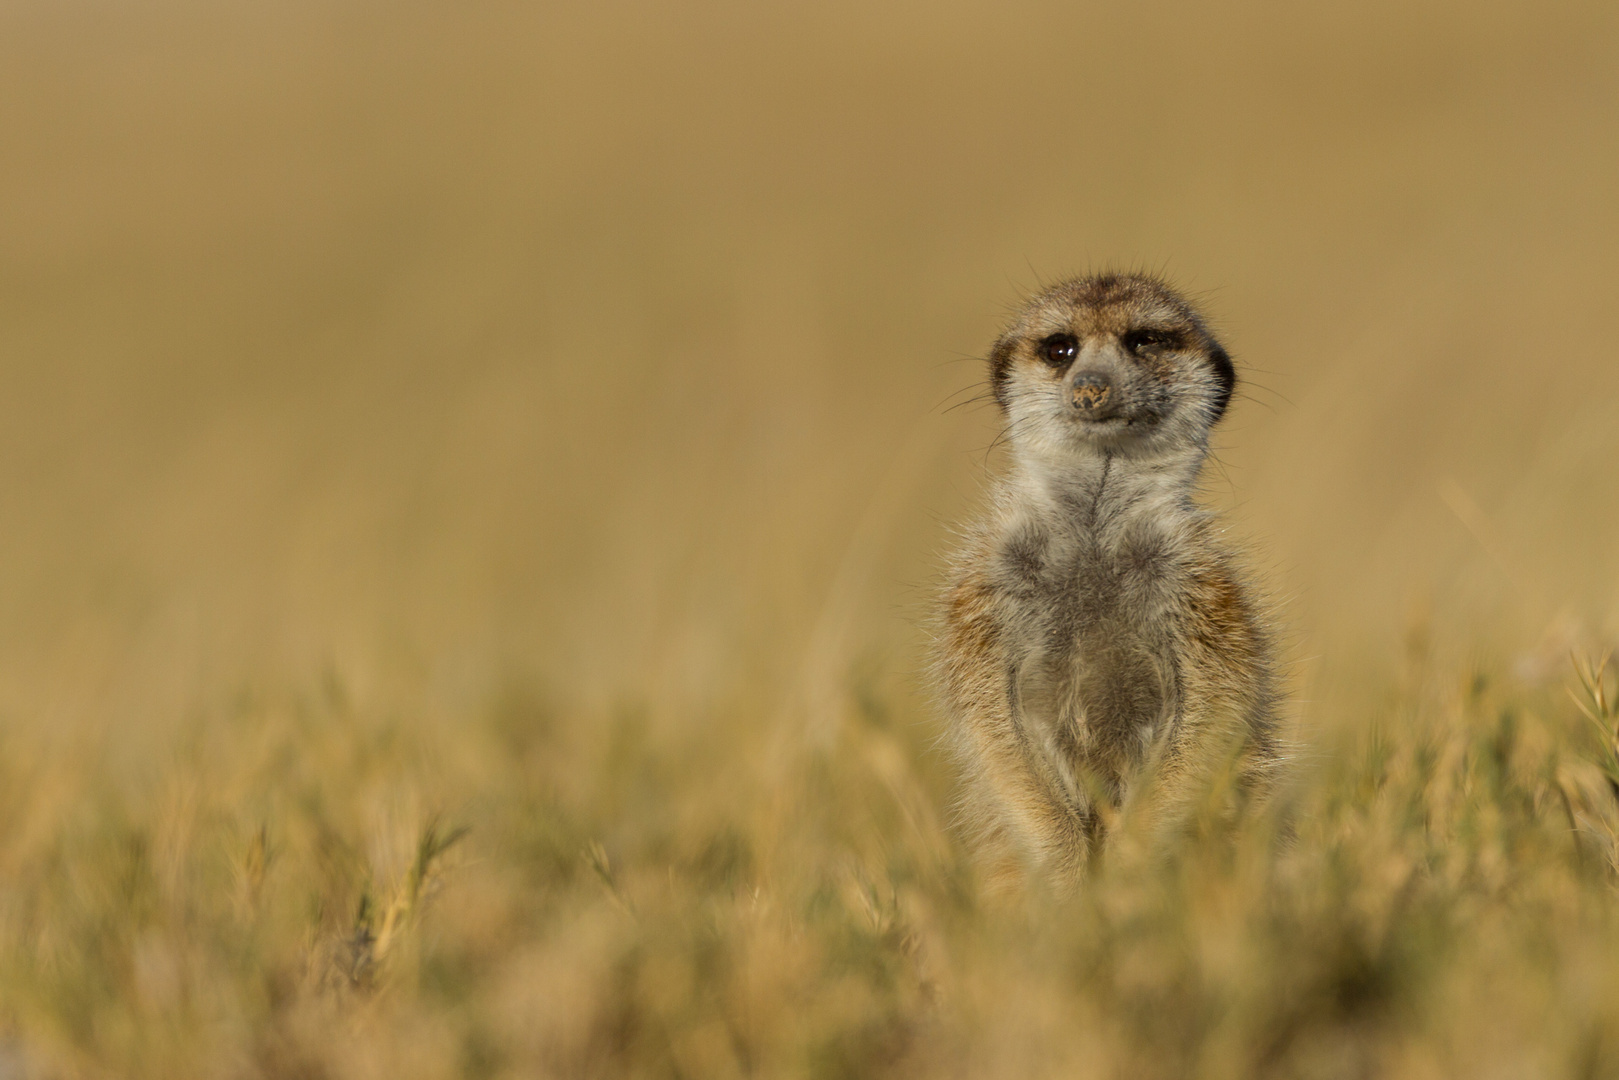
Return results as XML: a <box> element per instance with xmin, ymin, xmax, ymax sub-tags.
<box><xmin>988</xmin><ymin>335</ymin><xmax>1018</xmax><ymax>411</ymax></box>
<box><xmin>1207</xmin><ymin>343</ymin><xmax>1236</xmax><ymax>422</ymax></box>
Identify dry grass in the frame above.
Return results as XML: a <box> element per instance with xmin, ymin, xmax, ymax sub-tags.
<box><xmin>2</xmin><ymin>0</ymin><xmax>1619</xmax><ymax>1076</ymax></box>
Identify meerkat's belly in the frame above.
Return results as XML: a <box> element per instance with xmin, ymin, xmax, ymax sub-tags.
<box><xmin>1072</xmin><ymin>623</ymin><xmax>1174</xmax><ymax>741</ymax></box>
<box><xmin>1016</xmin><ymin>620</ymin><xmax>1174</xmax><ymax>749</ymax></box>
<box><xmin>1004</xmin><ymin>541</ymin><xmax>1183</xmax><ymax>796</ymax></box>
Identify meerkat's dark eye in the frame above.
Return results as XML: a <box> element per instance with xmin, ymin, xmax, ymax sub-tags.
<box><xmin>1121</xmin><ymin>328</ymin><xmax>1177</xmax><ymax>356</ymax></box>
<box><xmin>1039</xmin><ymin>334</ymin><xmax>1078</xmax><ymax>368</ymax></box>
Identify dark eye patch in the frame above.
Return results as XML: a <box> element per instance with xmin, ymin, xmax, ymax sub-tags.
<box><xmin>1039</xmin><ymin>333</ymin><xmax>1078</xmax><ymax>368</ymax></box>
<box><xmin>1121</xmin><ymin>327</ymin><xmax>1183</xmax><ymax>356</ymax></box>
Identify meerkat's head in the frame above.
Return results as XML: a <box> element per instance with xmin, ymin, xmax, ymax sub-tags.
<box><xmin>989</xmin><ymin>274</ymin><xmax>1235</xmax><ymax>463</ymax></box>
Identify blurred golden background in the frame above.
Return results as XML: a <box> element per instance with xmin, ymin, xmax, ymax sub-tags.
<box><xmin>3</xmin><ymin>0</ymin><xmax>1616</xmax><ymax>737</ymax></box>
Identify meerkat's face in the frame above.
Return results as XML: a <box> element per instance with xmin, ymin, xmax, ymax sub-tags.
<box><xmin>988</xmin><ymin>274</ymin><xmax>1235</xmax><ymax>461</ymax></box>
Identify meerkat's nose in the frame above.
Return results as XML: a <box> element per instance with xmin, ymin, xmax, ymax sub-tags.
<box><xmin>1068</xmin><ymin>371</ymin><xmax>1116</xmax><ymax>418</ymax></box>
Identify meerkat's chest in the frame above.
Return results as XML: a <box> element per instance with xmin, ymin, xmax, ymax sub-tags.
<box><xmin>997</xmin><ymin>517</ymin><xmax>1185</xmax><ymax>629</ymax></box>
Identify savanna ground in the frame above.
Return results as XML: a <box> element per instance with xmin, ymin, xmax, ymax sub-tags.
<box><xmin>3</xmin><ymin>2</ymin><xmax>1619</xmax><ymax>1077</ymax></box>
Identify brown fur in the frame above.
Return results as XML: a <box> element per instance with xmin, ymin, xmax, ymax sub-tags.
<box><xmin>935</xmin><ymin>273</ymin><xmax>1279</xmax><ymax>890</ymax></box>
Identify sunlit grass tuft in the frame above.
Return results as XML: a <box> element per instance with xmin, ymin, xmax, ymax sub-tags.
<box><xmin>1571</xmin><ymin>655</ymin><xmax>1619</xmax><ymax>808</ymax></box>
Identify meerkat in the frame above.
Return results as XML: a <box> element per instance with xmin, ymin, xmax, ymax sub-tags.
<box><xmin>935</xmin><ymin>272</ymin><xmax>1280</xmax><ymax>888</ymax></box>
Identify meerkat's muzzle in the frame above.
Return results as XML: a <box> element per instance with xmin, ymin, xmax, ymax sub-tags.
<box><xmin>1067</xmin><ymin>370</ymin><xmax>1119</xmax><ymax>419</ymax></box>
